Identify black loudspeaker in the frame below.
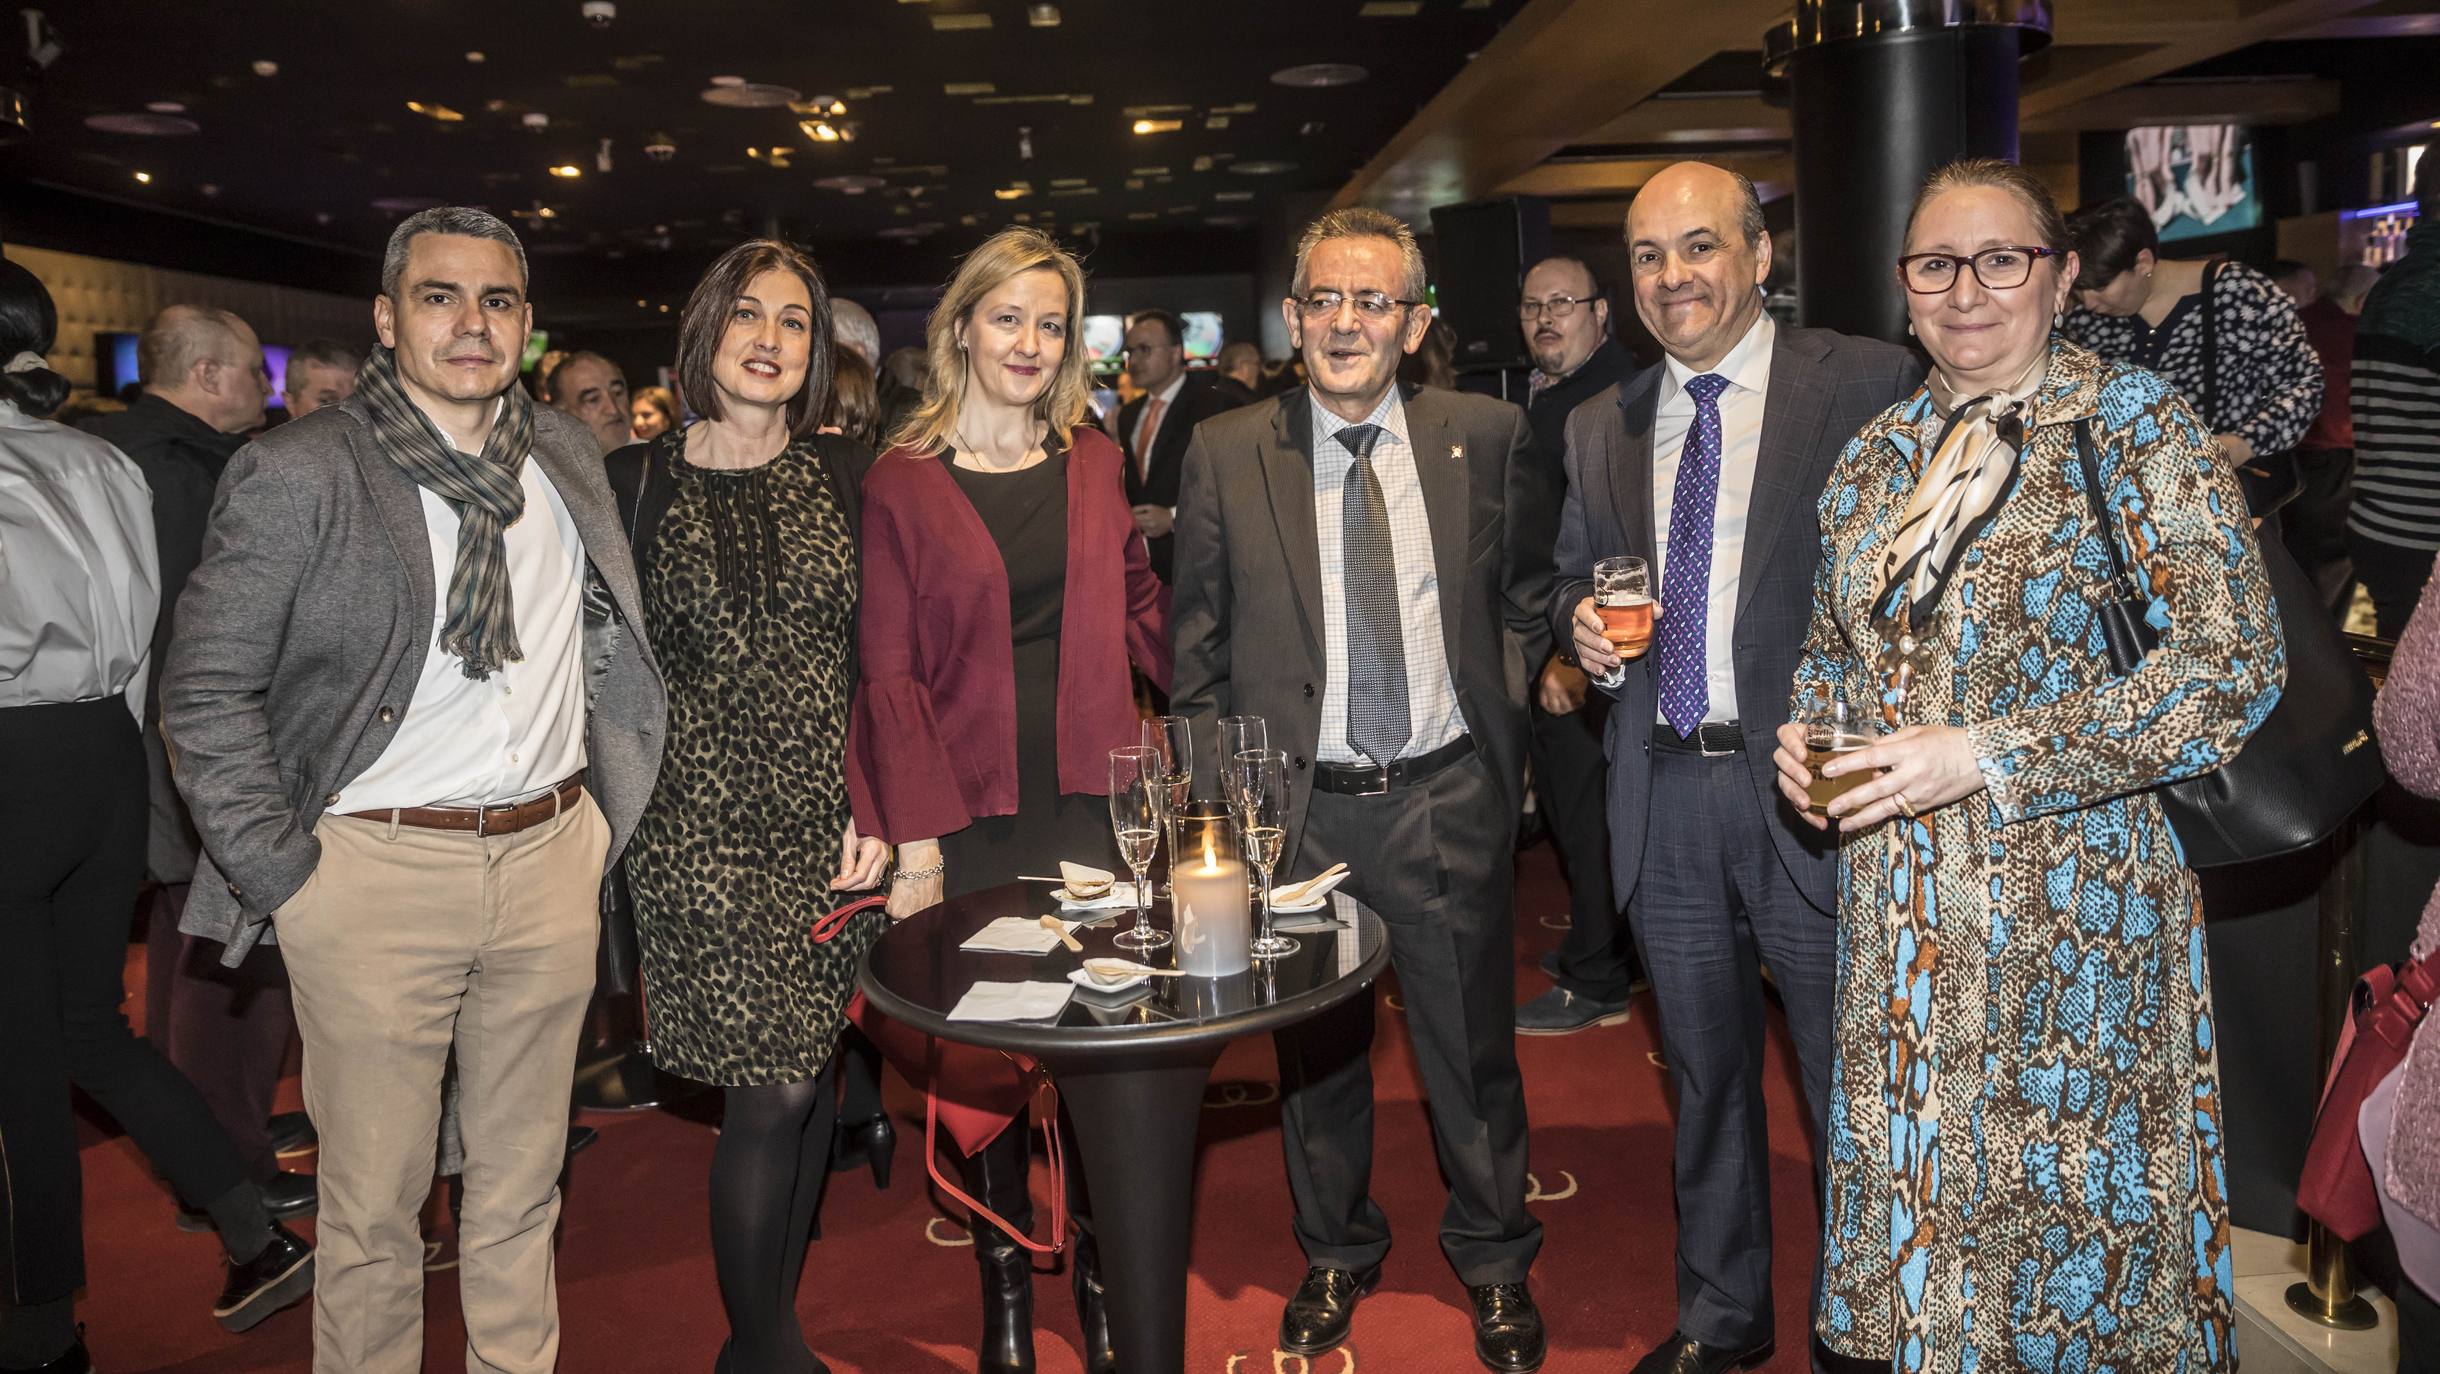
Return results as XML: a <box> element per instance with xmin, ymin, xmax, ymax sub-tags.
<box><xmin>1429</xmin><ymin>196</ymin><xmax>1551</xmax><ymax>371</ymax></box>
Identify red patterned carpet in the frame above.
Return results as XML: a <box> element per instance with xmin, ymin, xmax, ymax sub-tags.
<box><xmin>73</xmin><ymin>844</ymin><xmax>1826</xmax><ymax>1373</ymax></box>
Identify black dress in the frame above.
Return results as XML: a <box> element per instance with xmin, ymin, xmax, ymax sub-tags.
<box><xmin>625</xmin><ymin>435</ymin><xmax>881</xmax><ymax>1086</ymax></box>
<box><xmin>937</xmin><ymin>443</ymin><xmax>1112</xmax><ymax>900</ymax></box>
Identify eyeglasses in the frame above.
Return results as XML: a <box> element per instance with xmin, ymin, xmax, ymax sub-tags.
<box><xmin>1295</xmin><ymin>290</ymin><xmax>1423</xmax><ymax>321</ymax></box>
<box><xmin>1896</xmin><ymin>245</ymin><xmax>2063</xmax><ymax>294</ymax></box>
<box><xmin>1517</xmin><ymin>293</ymin><xmax>1594</xmax><ymax>320</ymax></box>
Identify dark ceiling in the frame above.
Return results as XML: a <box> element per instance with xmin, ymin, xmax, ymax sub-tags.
<box><xmin>0</xmin><ymin>0</ymin><xmax>1526</xmax><ymax>311</ymax></box>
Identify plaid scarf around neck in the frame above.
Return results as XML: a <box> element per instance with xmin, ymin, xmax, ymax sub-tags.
<box><xmin>1875</xmin><ymin>350</ymin><xmax>2048</xmax><ymax>635</ymax></box>
<box><xmin>356</xmin><ymin>346</ymin><xmax>534</xmax><ymax>680</ymax></box>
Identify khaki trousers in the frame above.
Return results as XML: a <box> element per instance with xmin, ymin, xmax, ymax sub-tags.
<box><xmin>276</xmin><ymin>792</ymin><xmax>608</xmax><ymax>1374</ymax></box>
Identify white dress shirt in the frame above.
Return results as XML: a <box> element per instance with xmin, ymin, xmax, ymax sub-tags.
<box><xmin>1310</xmin><ymin>387</ymin><xmax>1464</xmax><ymax>764</ymax></box>
<box><xmin>1130</xmin><ymin>372</ymin><xmax>1188</xmax><ymax>477</ymax></box>
<box><xmin>1650</xmin><ymin>312</ymin><xmax>1774</xmax><ymax>726</ymax></box>
<box><xmin>0</xmin><ymin>401</ymin><xmax>159</xmax><ymax>723</ymax></box>
<box><xmin>335</xmin><ymin>403</ymin><xmax>589</xmax><ymax>812</ymax></box>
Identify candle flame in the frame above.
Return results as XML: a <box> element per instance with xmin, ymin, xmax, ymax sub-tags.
<box><xmin>1197</xmin><ymin>832</ymin><xmax>1220</xmax><ymax>875</ymax></box>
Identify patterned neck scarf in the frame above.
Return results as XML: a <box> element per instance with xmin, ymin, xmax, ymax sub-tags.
<box><xmin>1876</xmin><ymin>348</ymin><xmax>2048</xmax><ymax>634</ymax></box>
<box><xmin>354</xmin><ymin>346</ymin><xmax>535</xmax><ymax>680</ymax></box>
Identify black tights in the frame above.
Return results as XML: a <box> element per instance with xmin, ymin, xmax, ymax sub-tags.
<box><xmin>709</xmin><ymin>1060</ymin><xmax>839</xmax><ymax>1373</ymax></box>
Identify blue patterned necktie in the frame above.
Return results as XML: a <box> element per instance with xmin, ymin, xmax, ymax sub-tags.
<box><xmin>1657</xmin><ymin>373</ymin><xmax>1730</xmax><ymax>738</ymax></box>
<box><xmin>1336</xmin><ymin>423</ymin><xmax>1411</xmax><ymax>767</ymax></box>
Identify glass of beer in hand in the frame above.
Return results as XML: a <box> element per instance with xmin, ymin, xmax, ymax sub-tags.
<box><xmin>1796</xmin><ymin>693</ymin><xmax>1877</xmax><ymax>816</ymax></box>
<box><xmin>1593</xmin><ymin>556</ymin><xmax>1654</xmax><ymax>658</ymax></box>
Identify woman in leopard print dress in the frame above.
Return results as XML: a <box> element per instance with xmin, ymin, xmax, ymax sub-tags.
<box><xmin>1773</xmin><ymin>162</ymin><xmax>2282</xmax><ymax>1372</ymax></box>
<box><xmin>609</xmin><ymin>240</ymin><xmax>889</xmax><ymax>1374</ymax></box>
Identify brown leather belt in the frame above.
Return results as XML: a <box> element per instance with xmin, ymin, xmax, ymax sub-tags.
<box><xmin>343</xmin><ymin>771</ymin><xmax>586</xmax><ymax>835</ymax></box>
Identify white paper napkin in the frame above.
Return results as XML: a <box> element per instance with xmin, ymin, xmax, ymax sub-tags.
<box><xmin>947</xmin><ymin>981</ymin><xmax>1076</xmax><ymax>1022</ymax></box>
<box><xmin>1270</xmin><ymin>869</ymin><xmax>1350</xmax><ymax>911</ymax></box>
<box><xmin>959</xmin><ymin>916</ymin><xmax>1083</xmax><ymax>955</ymax></box>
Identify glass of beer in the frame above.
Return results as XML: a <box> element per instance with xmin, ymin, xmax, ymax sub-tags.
<box><xmin>1593</xmin><ymin>556</ymin><xmax>1653</xmax><ymax>658</ymax></box>
<box><xmin>1796</xmin><ymin>694</ymin><xmax>1877</xmax><ymax>816</ymax></box>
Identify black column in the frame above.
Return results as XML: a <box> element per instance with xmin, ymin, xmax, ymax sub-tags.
<box><xmin>1768</xmin><ymin>2</ymin><xmax>2051</xmax><ymax>345</ymax></box>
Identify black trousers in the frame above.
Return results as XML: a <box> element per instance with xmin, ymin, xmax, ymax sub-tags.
<box><xmin>1273</xmin><ymin>749</ymin><xmax>1542</xmax><ymax>1285</ymax></box>
<box><xmin>2349</xmin><ymin>531</ymin><xmax>2437</xmax><ymax>640</ymax></box>
<box><xmin>1531</xmin><ymin>695</ymin><xmax>1641</xmax><ymax>1000</ymax></box>
<box><xmin>0</xmin><ymin>699</ymin><xmax>251</xmax><ymax>1306</ymax></box>
<box><xmin>142</xmin><ymin>883</ymin><xmax>296</xmax><ymax>1180</ymax></box>
<box><xmin>1631</xmin><ymin>745</ymin><xmax>1837</xmax><ymax>1353</ymax></box>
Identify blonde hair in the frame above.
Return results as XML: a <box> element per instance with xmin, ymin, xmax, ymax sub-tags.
<box><xmin>891</xmin><ymin>227</ymin><xmax>1092</xmax><ymax>456</ymax></box>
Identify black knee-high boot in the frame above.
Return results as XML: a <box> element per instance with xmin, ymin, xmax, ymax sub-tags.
<box><xmin>961</xmin><ymin>1126</ymin><xmax>1036</xmax><ymax>1374</ymax></box>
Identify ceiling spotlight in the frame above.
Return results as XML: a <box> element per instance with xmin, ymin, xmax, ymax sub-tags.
<box><xmin>466</xmin><ymin>50</ymin><xmax>485</xmax><ymax>62</ymax></box>
<box><xmin>523</xmin><ymin>111</ymin><xmax>550</xmax><ymax>130</ymax></box>
<box><xmin>580</xmin><ymin>0</ymin><xmax>616</xmax><ymax>28</ymax></box>
<box><xmin>133</xmin><ymin>170</ymin><xmax>151</xmax><ymax>183</ymax></box>
<box><xmin>1028</xmin><ymin>3</ymin><xmax>1061</xmax><ymax>25</ymax></box>
<box><xmin>1270</xmin><ymin>62</ymin><xmax>1368</xmax><ymax>89</ymax></box>
<box><xmin>251</xmin><ymin>59</ymin><xmax>279</xmax><ymax>78</ymax></box>
<box><xmin>548</xmin><ymin>163</ymin><xmax>582</xmax><ymax>178</ymax></box>
<box><xmin>1131</xmin><ymin>118</ymin><xmax>1180</xmax><ymax>135</ymax></box>
<box><xmin>994</xmin><ymin>185</ymin><xmax>1030</xmax><ymax>201</ymax></box>
<box><xmin>406</xmin><ymin>100</ymin><xmax>466</xmax><ymax>122</ymax></box>
<box><xmin>146</xmin><ymin>100</ymin><xmax>186</xmax><ymax>114</ymax></box>
<box><xmin>643</xmin><ymin>130</ymin><xmax>675</xmax><ymax>161</ymax></box>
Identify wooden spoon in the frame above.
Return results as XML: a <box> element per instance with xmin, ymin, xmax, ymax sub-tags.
<box><xmin>1038</xmin><ymin>915</ymin><xmax>1084</xmax><ymax>952</ymax></box>
<box><xmin>1083</xmin><ymin>958</ymin><xmax>1185</xmax><ymax>981</ymax></box>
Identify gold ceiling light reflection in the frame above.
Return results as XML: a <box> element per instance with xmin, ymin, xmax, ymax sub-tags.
<box><xmin>993</xmin><ymin>184</ymin><xmax>1031</xmax><ymax>200</ymax></box>
<box><xmin>406</xmin><ymin>100</ymin><xmax>466</xmax><ymax>122</ymax></box>
<box><xmin>1131</xmin><ymin>118</ymin><xmax>1181</xmax><ymax>135</ymax></box>
<box><xmin>133</xmin><ymin>170</ymin><xmax>152</xmax><ymax>184</ymax></box>
<box><xmin>548</xmin><ymin>163</ymin><xmax>582</xmax><ymax>178</ymax></box>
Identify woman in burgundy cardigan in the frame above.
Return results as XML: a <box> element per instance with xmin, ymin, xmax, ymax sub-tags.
<box><xmin>846</xmin><ymin>227</ymin><xmax>1168</xmax><ymax>1374</ymax></box>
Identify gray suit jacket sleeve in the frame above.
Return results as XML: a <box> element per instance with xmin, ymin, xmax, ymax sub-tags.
<box><xmin>1169</xmin><ymin>423</ymin><xmax>1230</xmax><ymax>790</ymax></box>
<box><xmin>1548</xmin><ymin>399</ymin><xmax>1611</xmax><ymax>696</ymax></box>
<box><xmin>159</xmin><ymin>443</ymin><xmax>320</xmax><ymax>914</ymax></box>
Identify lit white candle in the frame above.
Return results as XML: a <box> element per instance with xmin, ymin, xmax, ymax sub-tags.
<box><xmin>1173</xmin><ymin>831</ymin><xmax>1251</xmax><ymax>976</ymax></box>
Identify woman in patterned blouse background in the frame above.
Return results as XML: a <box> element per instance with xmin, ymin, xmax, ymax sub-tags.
<box><xmin>2061</xmin><ymin>194</ymin><xmax>2324</xmax><ymax>517</ymax></box>
<box><xmin>1770</xmin><ymin>158</ymin><xmax>2284</xmax><ymax>1371</ymax></box>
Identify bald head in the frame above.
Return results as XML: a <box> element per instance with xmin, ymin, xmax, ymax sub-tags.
<box><xmin>139</xmin><ymin>303</ymin><xmax>270</xmax><ymax>433</ymax></box>
<box><xmin>831</xmin><ymin>297</ymin><xmax>880</xmax><ymax>369</ymax></box>
<box><xmin>1626</xmin><ymin>161</ymin><xmax>1773</xmax><ymax>372</ymax></box>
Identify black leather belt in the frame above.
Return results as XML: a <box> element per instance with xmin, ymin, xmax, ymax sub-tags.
<box><xmin>1651</xmin><ymin>721</ymin><xmax>1745</xmax><ymax>757</ymax></box>
<box><xmin>1312</xmin><ymin>735</ymin><xmax>1475</xmax><ymax>796</ymax></box>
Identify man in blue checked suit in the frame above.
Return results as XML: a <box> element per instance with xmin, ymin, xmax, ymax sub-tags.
<box><xmin>1551</xmin><ymin>163</ymin><xmax>1921</xmax><ymax>1374</ymax></box>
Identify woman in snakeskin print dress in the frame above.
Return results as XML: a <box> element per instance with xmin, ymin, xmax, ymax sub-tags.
<box><xmin>609</xmin><ymin>240</ymin><xmax>889</xmax><ymax>1374</ymax></box>
<box><xmin>1770</xmin><ymin>162</ymin><xmax>2283</xmax><ymax>1372</ymax></box>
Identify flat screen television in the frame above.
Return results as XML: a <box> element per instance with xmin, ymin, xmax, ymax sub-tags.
<box><xmin>1180</xmin><ymin>311</ymin><xmax>1224</xmax><ymax>361</ymax></box>
<box><xmin>2125</xmin><ymin>125</ymin><xmax>2261</xmax><ymax>243</ymax></box>
<box><xmin>1082</xmin><ymin>314</ymin><xmax>1125</xmax><ymax>366</ymax></box>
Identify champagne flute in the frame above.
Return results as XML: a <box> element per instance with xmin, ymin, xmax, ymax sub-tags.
<box><xmin>1107</xmin><ymin>746</ymin><xmax>1169</xmax><ymax>952</ymax></box>
<box><xmin>1240</xmin><ymin>748</ymin><xmax>1298</xmax><ymax>959</ymax></box>
<box><xmin>1142</xmin><ymin>715</ymin><xmax>1193</xmax><ymax>898</ymax></box>
<box><xmin>1218</xmin><ymin>715</ymin><xmax>1267</xmax><ymax>798</ymax></box>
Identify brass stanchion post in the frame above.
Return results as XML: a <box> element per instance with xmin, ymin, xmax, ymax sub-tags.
<box><xmin>2285</xmin><ymin>813</ymin><xmax>2380</xmax><ymax>1330</ymax></box>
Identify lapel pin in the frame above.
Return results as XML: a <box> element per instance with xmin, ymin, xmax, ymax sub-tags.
<box><xmin>1450</xmin><ymin>443</ymin><xmax>1464</xmax><ymax>461</ymax></box>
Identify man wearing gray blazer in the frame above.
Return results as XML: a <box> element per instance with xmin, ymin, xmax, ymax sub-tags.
<box><xmin>162</xmin><ymin>207</ymin><xmax>665</xmax><ymax>1374</ymax></box>
<box><xmin>1171</xmin><ymin>208</ymin><xmax>1552</xmax><ymax>1372</ymax></box>
<box><xmin>1553</xmin><ymin>165</ymin><xmax>1920</xmax><ymax>1374</ymax></box>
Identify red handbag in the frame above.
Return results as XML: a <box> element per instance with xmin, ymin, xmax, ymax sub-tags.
<box><xmin>815</xmin><ymin>898</ymin><xmax>1072</xmax><ymax>1257</ymax></box>
<box><xmin>2298</xmin><ymin>949</ymin><xmax>2440</xmax><ymax>1240</ymax></box>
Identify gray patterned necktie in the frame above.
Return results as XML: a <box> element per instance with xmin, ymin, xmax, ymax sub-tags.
<box><xmin>1336</xmin><ymin>423</ymin><xmax>1410</xmax><ymax>767</ymax></box>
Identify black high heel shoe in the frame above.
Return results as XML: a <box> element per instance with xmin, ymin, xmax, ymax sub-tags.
<box><xmin>830</xmin><ymin>1113</ymin><xmax>896</xmax><ymax>1190</ymax></box>
<box><xmin>1070</xmin><ymin>1226</ymin><xmax>1117</xmax><ymax>1374</ymax></box>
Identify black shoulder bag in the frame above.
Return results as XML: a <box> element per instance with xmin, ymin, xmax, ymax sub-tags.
<box><xmin>2071</xmin><ymin>417</ymin><xmax>2381</xmax><ymax>867</ymax></box>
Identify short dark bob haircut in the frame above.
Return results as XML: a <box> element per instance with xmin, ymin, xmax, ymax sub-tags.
<box><xmin>674</xmin><ymin>239</ymin><xmax>833</xmax><ymax>437</ymax></box>
<box><xmin>2064</xmin><ymin>196</ymin><xmax>2159</xmax><ymax>292</ymax></box>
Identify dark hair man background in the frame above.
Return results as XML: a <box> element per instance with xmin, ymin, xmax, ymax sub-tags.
<box><xmin>1508</xmin><ymin>255</ymin><xmax>1645</xmax><ymax>1037</ymax></box>
<box><xmin>1117</xmin><ymin>307</ymin><xmax>1241</xmax><ymax>581</ymax></box>
<box><xmin>549</xmin><ymin>349</ymin><xmax>632</xmax><ymax>455</ymax></box>
<box><xmin>281</xmin><ymin>337</ymin><xmax>361</xmax><ymax>419</ymax></box>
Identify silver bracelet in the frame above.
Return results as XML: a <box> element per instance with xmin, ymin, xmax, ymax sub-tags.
<box><xmin>892</xmin><ymin>860</ymin><xmax>944</xmax><ymax>883</ymax></box>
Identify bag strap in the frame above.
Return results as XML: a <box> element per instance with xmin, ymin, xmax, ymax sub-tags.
<box><xmin>809</xmin><ymin>893</ymin><xmax>886</xmax><ymax>943</ymax></box>
<box><xmin>2199</xmin><ymin>258</ymin><xmax>2224</xmax><ymax>433</ymax></box>
<box><xmin>2071</xmin><ymin>417</ymin><xmax>2145</xmax><ymax>602</ymax></box>
<box><xmin>922</xmin><ymin>1039</ymin><xmax>1070</xmax><ymax>1257</ymax></box>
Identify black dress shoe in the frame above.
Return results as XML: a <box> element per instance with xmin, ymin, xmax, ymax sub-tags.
<box><xmin>1627</xmin><ymin>1332</ymin><xmax>1773</xmax><ymax>1374</ymax></box>
<box><xmin>261</xmin><ymin>1169</ymin><xmax>317</xmax><ymax>1220</ymax></box>
<box><xmin>1277</xmin><ymin>1264</ymin><xmax>1380</xmax><ymax>1356</ymax></box>
<box><xmin>268</xmin><ymin>1110</ymin><xmax>317</xmax><ymax>1157</ymax></box>
<box><xmin>831</xmin><ymin>1113</ymin><xmax>897</xmax><ymax>1190</ymax></box>
<box><xmin>566</xmin><ymin>1124</ymin><xmax>599</xmax><ymax>1157</ymax></box>
<box><xmin>11</xmin><ymin>1336</ymin><xmax>93</xmax><ymax>1374</ymax></box>
<box><xmin>1514</xmin><ymin>985</ymin><xmax>1632</xmax><ymax>1035</ymax></box>
<box><xmin>1467</xmin><ymin>1282</ymin><xmax>1546</xmax><ymax>1372</ymax></box>
<box><xmin>213</xmin><ymin>1221</ymin><xmax>314</xmax><ymax>1333</ymax></box>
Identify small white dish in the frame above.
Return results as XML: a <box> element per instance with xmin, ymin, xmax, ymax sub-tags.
<box><xmin>1069</xmin><ymin>965</ymin><xmax>1147</xmax><ymax>993</ymax></box>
